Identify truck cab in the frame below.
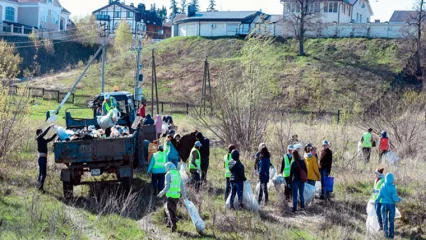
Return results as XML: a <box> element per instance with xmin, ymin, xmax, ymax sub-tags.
<box><xmin>65</xmin><ymin>91</ymin><xmax>137</xmax><ymax>129</ymax></box>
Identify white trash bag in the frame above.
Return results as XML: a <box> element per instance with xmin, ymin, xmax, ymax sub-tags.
<box><xmin>366</xmin><ymin>200</ymin><xmax>380</xmax><ymax>233</ymax></box>
<box><xmin>269</xmin><ymin>166</ymin><xmax>277</xmax><ymax>180</ymax></box>
<box><xmin>298</xmin><ymin>183</ymin><xmax>316</xmax><ymax>205</ymax></box>
<box><xmin>272</xmin><ymin>175</ymin><xmax>286</xmax><ymax>185</ymax></box>
<box><xmin>162</xmin><ymin>122</ymin><xmax>168</xmax><ymax>133</ymax></box>
<box><xmin>180</xmin><ymin>163</ymin><xmax>190</xmax><ymax>184</ymax></box>
<box><xmin>385</xmin><ymin>151</ymin><xmax>400</xmax><ymax>165</ymax></box>
<box><xmin>226</xmin><ymin>181</ymin><xmax>260</xmax><ymax>212</ymax></box>
<box><xmin>97</xmin><ymin>109</ymin><xmax>120</xmax><ymax>129</ymax></box>
<box><xmin>47</xmin><ymin>110</ymin><xmax>57</xmax><ymax>123</ymax></box>
<box><xmin>184</xmin><ymin>199</ymin><xmax>205</xmax><ymax>233</ymax></box>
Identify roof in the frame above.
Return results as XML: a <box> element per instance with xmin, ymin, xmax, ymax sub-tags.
<box><xmin>92</xmin><ymin>2</ymin><xmax>139</xmax><ymax>14</ymax></box>
<box><xmin>175</xmin><ymin>11</ymin><xmax>261</xmax><ymax>24</ymax></box>
<box><xmin>61</xmin><ymin>7</ymin><xmax>70</xmax><ymax>14</ymax></box>
<box><xmin>389</xmin><ymin>10</ymin><xmax>417</xmax><ymax>23</ymax></box>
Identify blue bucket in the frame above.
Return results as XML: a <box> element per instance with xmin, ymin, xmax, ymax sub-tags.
<box><xmin>325</xmin><ymin>176</ymin><xmax>334</xmax><ymax>192</ymax></box>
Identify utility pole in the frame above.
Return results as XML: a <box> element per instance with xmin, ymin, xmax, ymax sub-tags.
<box><xmin>132</xmin><ymin>32</ymin><xmax>144</xmax><ymax>106</ymax></box>
<box><xmin>200</xmin><ymin>56</ymin><xmax>212</xmax><ymax>115</ymax></box>
<box><xmin>151</xmin><ymin>49</ymin><xmax>159</xmax><ymax>114</ymax></box>
<box><xmin>100</xmin><ymin>23</ymin><xmax>108</xmax><ymax>93</ymax></box>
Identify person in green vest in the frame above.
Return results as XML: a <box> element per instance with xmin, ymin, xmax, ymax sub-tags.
<box><xmin>101</xmin><ymin>93</ymin><xmax>117</xmax><ymax>116</ymax></box>
<box><xmin>280</xmin><ymin>145</ymin><xmax>295</xmax><ymax>202</ymax></box>
<box><xmin>158</xmin><ymin>162</ymin><xmax>187</xmax><ymax>232</ymax></box>
<box><xmin>224</xmin><ymin>144</ymin><xmax>236</xmax><ymax>201</ymax></box>
<box><xmin>189</xmin><ymin>141</ymin><xmax>202</xmax><ymax>193</ymax></box>
<box><xmin>372</xmin><ymin>167</ymin><xmax>385</xmax><ymax>230</ymax></box>
<box><xmin>361</xmin><ymin>128</ymin><xmax>374</xmax><ymax>163</ymax></box>
<box><xmin>147</xmin><ymin>145</ymin><xmax>167</xmax><ymax>195</ymax></box>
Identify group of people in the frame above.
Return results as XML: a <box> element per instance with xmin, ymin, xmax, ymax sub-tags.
<box><xmin>361</xmin><ymin>128</ymin><xmax>391</xmax><ymax>164</ymax></box>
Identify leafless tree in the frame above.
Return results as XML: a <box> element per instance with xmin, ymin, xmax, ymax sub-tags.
<box><xmin>281</xmin><ymin>0</ymin><xmax>323</xmax><ymax>56</ymax></box>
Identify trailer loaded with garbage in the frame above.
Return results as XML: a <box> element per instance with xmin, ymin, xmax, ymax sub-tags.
<box><xmin>53</xmin><ymin>91</ymin><xmax>157</xmax><ymax>199</ymax></box>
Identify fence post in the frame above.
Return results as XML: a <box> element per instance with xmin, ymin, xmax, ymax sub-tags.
<box><xmin>337</xmin><ymin>110</ymin><xmax>341</xmax><ymax>124</ymax></box>
<box><xmin>186</xmin><ymin>104</ymin><xmax>189</xmax><ymax>114</ymax></box>
<box><xmin>57</xmin><ymin>91</ymin><xmax>60</xmax><ymax>103</ymax></box>
<box><xmin>42</xmin><ymin>88</ymin><xmax>45</xmax><ymax>98</ymax></box>
<box><xmin>11</xmin><ymin>24</ymin><xmax>14</xmax><ymax>34</ymax></box>
<box><xmin>21</xmin><ymin>26</ymin><xmax>24</xmax><ymax>34</ymax></box>
<box><xmin>72</xmin><ymin>93</ymin><xmax>75</xmax><ymax>104</ymax></box>
<box><xmin>161</xmin><ymin>102</ymin><xmax>164</xmax><ymax>113</ymax></box>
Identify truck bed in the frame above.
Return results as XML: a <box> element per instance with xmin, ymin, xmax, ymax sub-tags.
<box><xmin>54</xmin><ymin>135</ymin><xmax>136</xmax><ymax>164</ymax></box>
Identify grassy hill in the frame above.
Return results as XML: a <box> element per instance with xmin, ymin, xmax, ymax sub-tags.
<box><xmin>27</xmin><ymin>37</ymin><xmax>410</xmax><ymax>113</ymax></box>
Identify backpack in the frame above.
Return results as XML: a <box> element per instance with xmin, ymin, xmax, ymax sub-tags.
<box><xmin>295</xmin><ymin>160</ymin><xmax>307</xmax><ymax>182</ymax></box>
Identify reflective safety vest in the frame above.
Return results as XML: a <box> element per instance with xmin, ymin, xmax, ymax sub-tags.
<box><xmin>283</xmin><ymin>154</ymin><xmax>293</xmax><ymax>177</ymax></box>
<box><xmin>371</xmin><ymin>178</ymin><xmax>385</xmax><ymax>202</ymax></box>
<box><xmin>166</xmin><ymin>170</ymin><xmax>181</xmax><ymax>198</ymax></box>
<box><xmin>104</xmin><ymin>97</ymin><xmax>114</xmax><ymax>113</ymax></box>
<box><xmin>164</xmin><ymin>139</ymin><xmax>169</xmax><ymax>154</ymax></box>
<box><xmin>189</xmin><ymin>148</ymin><xmax>201</xmax><ymax>170</ymax></box>
<box><xmin>379</xmin><ymin>138</ymin><xmax>389</xmax><ymax>151</ymax></box>
<box><xmin>153</xmin><ymin>151</ymin><xmax>166</xmax><ymax>169</ymax></box>
<box><xmin>224</xmin><ymin>153</ymin><xmax>231</xmax><ymax>178</ymax></box>
<box><xmin>363</xmin><ymin>132</ymin><xmax>373</xmax><ymax>148</ymax></box>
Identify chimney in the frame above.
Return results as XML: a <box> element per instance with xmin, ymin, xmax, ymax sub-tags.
<box><xmin>138</xmin><ymin>3</ymin><xmax>145</xmax><ymax>12</ymax></box>
<box><xmin>187</xmin><ymin>5</ymin><xmax>196</xmax><ymax>17</ymax></box>
<box><xmin>130</xmin><ymin>3</ymin><xmax>134</xmax><ymax>7</ymax></box>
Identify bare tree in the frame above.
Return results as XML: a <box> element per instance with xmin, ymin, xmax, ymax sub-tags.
<box><xmin>282</xmin><ymin>0</ymin><xmax>323</xmax><ymax>56</ymax></box>
<box><xmin>411</xmin><ymin>0</ymin><xmax>426</xmax><ymax>76</ymax></box>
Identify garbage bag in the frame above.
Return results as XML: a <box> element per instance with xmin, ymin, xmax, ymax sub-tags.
<box><xmin>226</xmin><ymin>181</ymin><xmax>260</xmax><ymax>212</ymax></box>
<box><xmin>385</xmin><ymin>151</ymin><xmax>400</xmax><ymax>165</ymax></box>
<box><xmin>180</xmin><ymin>163</ymin><xmax>190</xmax><ymax>184</ymax></box>
<box><xmin>162</xmin><ymin>122</ymin><xmax>168</xmax><ymax>133</ymax></box>
<box><xmin>269</xmin><ymin>166</ymin><xmax>277</xmax><ymax>180</ymax></box>
<box><xmin>47</xmin><ymin>111</ymin><xmax>57</xmax><ymax>123</ymax></box>
<box><xmin>184</xmin><ymin>199</ymin><xmax>205</xmax><ymax>233</ymax></box>
<box><xmin>272</xmin><ymin>175</ymin><xmax>286</xmax><ymax>185</ymax></box>
<box><xmin>366</xmin><ymin>200</ymin><xmax>380</xmax><ymax>233</ymax></box>
<box><xmin>54</xmin><ymin>126</ymin><xmax>73</xmax><ymax>141</ymax></box>
<box><xmin>97</xmin><ymin>109</ymin><xmax>120</xmax><ymax>129</ymax></box>
<box><xmin>395</xmin><ymin>208</ymin><xmax>402</xmax><ymax>219</ymax></box>
<box><xmin>298</xmin><ymin>183</ymin><xmax>316</xmax><ymax>205</ymax></box>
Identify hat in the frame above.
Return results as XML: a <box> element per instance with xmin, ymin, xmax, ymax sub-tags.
<box><xmin>306</xmin><ymin>143</ymin><xmax>313</xmax><ymax>148</ymax></box>
<box><xmin>287</xmin><ymin>145</ymin><xmax>295</xmax><ymax>150</ymax></box>
<box><xmin>158</xmin><ymin>145</ymin><xmax>164</xmax><ymax>151</ymax></box>
<box><xmin>258</xmin><ymin>143</ymin><xmax>266</xmax><ymax>151</ymax></box>
<box><xmin>375</xmin><ymin>168</ymin><xmax>384</xmax><ymax>175</ymax></box>
<box><xmin>293</xmin><ymin>143</ymin><xmax>302</xmax><ymax>150</ymax></box>
<box><xmin>104</xmin><ymin>93</ymin><xmax>110</xmax><ymax>99</ymax></box>
<box><xmin>195</xmin><ymin>141</ymin><xmax>202</xmax><ymax>147</ymax></box>
<box><xmin>322</xmin><ymin>140</ymin><xmax>329</xmax><ymax>146</ymax></box>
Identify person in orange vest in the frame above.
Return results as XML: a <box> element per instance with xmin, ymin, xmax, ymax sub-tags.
<box><xmin>378</xmin><ymin>131</ymin><xmax>390</xmax><ymax>164</ymax></box>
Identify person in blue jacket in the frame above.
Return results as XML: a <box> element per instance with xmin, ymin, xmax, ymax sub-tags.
<box><xmin>166</xmin><ymin>134</ymin><xmax>180</xmax><ymax>168</ymax></box>
<box><xmin>147</xmin><ymin>145</ymin><xmax>167</xmax><ymax>195</ymax></box>
<box><xmin>257</xmin><ymin>146</ymin><xmax>271</xmax><ymax>205</ymax></box>
<box><xmin>376</xmin><ymin>173</ymin><xmax>402</xmax><ymax>239</ymax></box>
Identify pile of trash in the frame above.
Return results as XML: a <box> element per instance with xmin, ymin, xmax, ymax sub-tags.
<box><xmin>54</xmin><ymin>124</ymin><xmax>131</xmax><ymax>142</ymax></box>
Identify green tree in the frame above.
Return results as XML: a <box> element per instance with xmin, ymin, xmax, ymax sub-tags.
<box><xmin>180</xmin><ymin>0</ymin><xmax>187</xmax><ymax>14</ymax></box>
<box><xmin>190</xmin><ymin>0</ymin><xmax>200</xmax><ymax>12</ymax></box>
<box><xmin>115</xmin><ymin>21</ymin><xmax>132</xmax><ymax>52</ymax></box>
<box><xmin>207</xmin><ymin>0</ymin><xmax>216</xmax><ymax>12</ymax></box>
<box><xmin>151</xmin><ymin>3</ymin><xmax>157</xmax><ymax>13</ymax></box>
<box><xmin>0</xmin><ymin>40</ymin><xmax>22</xmax><ymax>79</ymax></box>
<box><xmin>157</xmin><ymin>6</ymin><xmax>168</xmax><ymax>22</ymax></box>
<box><xmin>169</xmin><ymin>0</ymin><xmax>179</xmax><ymax>19</ymax></box>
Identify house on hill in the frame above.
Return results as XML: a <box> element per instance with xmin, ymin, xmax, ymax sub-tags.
<box><xmin>281</xmin><ymin>0</ymin><xmax>373</xmax><ymax>23</ymax></box>
<box><xmin>173</xmin><ymin>9</ymin><xmax>279</xmax><ymax>37</ymax></box>
<box><xmin>389</xmin><ymin>11</ymin><xmax>417</xmax><ymax>23</ymax></box>
<box><xmin>0</xmin><ymin>0</ymin><xmax>70</xmax><ymax>32</ymax></box>
<box><xmin>92</xmin><ymin>0</ymin><xmax>171</xmax><ymax>39</ymax></box>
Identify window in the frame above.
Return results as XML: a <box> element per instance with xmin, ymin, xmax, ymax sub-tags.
<box><xmin>324</xmin><ymin>2</ymin><xmax>328</xmax><ymax>13</ymax></box>
<box><xmin>360</xmin><ymin>14</ymin><xmax>363</xmax><ymax>23</ymax></box>
<box><xmin>100</xmin><ymin>11</ymin><xmax>107</xmax><ymax>15</ymax></box>
<box><xmin>157</xmin><ymin>29</ymin><xmax>164</xmax><ymax>35</ymax></box>
<box><xmin>308</xmin><ymin>3</ymin><xmax>320</xmax><ymax>13</ymax></box>
<box><xmin>40</xmin><ymin>9</ymin><xmax>48</xmax><ymax>22</ymax></box>
<box><xmin>342</xmin><ymin>4</ymin><xmax>345</xmax><ymax>14</ymax></box>
<box><xmin>51</xmin><ymin>12</ymin><xmax>59</xmax><ymax>24</ymax></box>
<box><xmin>47</xmin><ymin>0</ymin><xmax>52</xmax><ymax>4</ymax></box>
<box><xmin>127</xmin><ymin>11</ymin><xmax>134</xmax><ymax>18</ymax></box>
<box><xmin>367</xmin><ymin>17</ymin><xmax>369</xmax><ymax>23</ymax></box>
<box><xmin>314</xmin><ymin>2</ymin><xmax>320</xmax><ymax>13</ymax></box>
<box><xmin>356</xmin><ymin>13</ymin><xmax>359</xmax><ymax>22</ymax></box>
<box><xmin>333</xmin><ymin>3</ymin><xmax>338</xmax><ymax>13</ymax></box>
<box><xmin>5</xmin><ymin>7</ymin><xmax>15</xmax><ymax>22</ymax></box>
<box><xmin>114</xmin><ymin>11</ymin><xmax>121</xmax><ymax>18</ymax></box>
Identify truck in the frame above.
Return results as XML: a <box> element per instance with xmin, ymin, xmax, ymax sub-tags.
<box><xmin>53</xmin><ymin>91</ymin><xmax>156</xmax><ymax>199</ymax></box>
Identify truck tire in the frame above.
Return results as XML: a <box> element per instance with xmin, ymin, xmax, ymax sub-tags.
<box><xmin>63</xmin><ymin>182</ymin><xmax>73</xmax><ymax>200</ymax></box>
<box><xmin>121</xmin><ymin>177</ymin><xmax>132</xmax><ymax>192</ymax></box>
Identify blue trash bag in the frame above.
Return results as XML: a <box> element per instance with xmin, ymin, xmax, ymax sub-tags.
<box><xmin>325</xmin><ymin>176</ymin><xmax>334</xmax><ymax>192</ymax></box>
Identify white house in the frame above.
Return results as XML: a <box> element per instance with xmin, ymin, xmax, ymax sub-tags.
<box><xmin>0</xmin><ymin>0</ymin><xmax>71</xmax><ymax>31</ymax></box>
<box><xmin>281</xmin><ymin>0</ymin><xmax>373</xmax><ymax>23</ymax></box>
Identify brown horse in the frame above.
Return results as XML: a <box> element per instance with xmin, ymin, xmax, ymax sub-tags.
<box><xmin>178</xmin><ymin>131</ymin><xmax>198</xmax><ymax>163</ymax></box>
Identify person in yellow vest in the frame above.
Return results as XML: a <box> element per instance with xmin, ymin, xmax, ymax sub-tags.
<box><xmin>372</xmin><ymin>167</ymin><xmax>385</xmax><ymax>230</ymax></box>
<box><xmin>361</xmin><ymin>128</ymin><xmax>374</xmax><ymax>163</ymax></box>
<box><xmin>189</xmin><ymin>141</ymin><xmax>202</xmax><ymax>193</ymax></box>
<box><xmin>158</xmin><ymin>162</ymin><xmax>187</xmax><ymax>232</ymax></box>
<box><xmin>280</xmin><ymin>145</ymin><xmax>295</xmax><ymax>202</ymax></box>
<box><xmin>147</xmin><ymin>145</ymin><xmax>167</xmax><ymax>195</ymax></box>
<box><xmin>101</xmin><ymin>93</ymin><xmax>117</xmax><ymax>116</ymax></box>
<box><xmin>224</xmin><ymin>144</ymin><xmax>236</xmax><ymax>201</ymax></box>
<box><xmin>304</xmin><ymin>146</ymin><xmax>320</xmax><ymax>186</ymax></box>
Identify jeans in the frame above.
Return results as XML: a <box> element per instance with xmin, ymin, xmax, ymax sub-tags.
<box><xmin>292</xmin><ymin>180</ymin><xmax>305</xmax><ymax>211</ymax></box>
<box><xmin>307</xmin><ymin>180</ymin><xmax>316</xmax><ymax>186</ymax></box>
<box><xmin>284</xmin><ymin>176</ymin><xmax>292</xmax><ymax>201</ymax></box>
<box><xmin>382</xmin><ymin>203</ymin><xmax>396</xmax><ymax>239</ymax></box>
<box><xmin>375</xmin><ymin>202</ymin><xmax>383</xmax><ymax>229</ymax></box>
<box><xmin>167</xmin><ymin>157</ymin><xmax>179</xmax><ymax>169</ymax></box>
<box><xmin>165</xmin><ymin>197</ymin><xmax>179</xmax><ymax>229</ymax></box>
<box><xmin>258</xmin><ymin>182</ymin><xmax>269</xmax><ymax>204</ymax></box>
<box><xmin>190</xmin><ymin>172</ymin><xmax>201</xmax><ymax>193</ymax></box>
<box><xmin>379</xmin><ymin>150</ymin><xmax>388</xmax><ymax>164</ymax></box>
<box><xmin>151</xmin><ymin>173</ymin><xmax>165</xmax><ymax>195</ymax></box>
<box><xmin>320</xmin><ymin>169</ymin><xmax>330</xmax><ymax>200</ymax></box>
<box><xmin>225</xmin><ymin>177</ymin><xmax>231</xmax><ymax>201</ymax></box>
<box><xmin>37</xmin><ymin>157</ymin><xmax>47</xmax><ymax>191</ymax></box>
<box><xmin>230</xmin><ymin>181</ymin><xmax>244</xmax><ymax>209</ymax></box>
<box><xmin>363</xmin><ymin>147</ymin><xmax>371</xmax><ymax>163</ymax></box>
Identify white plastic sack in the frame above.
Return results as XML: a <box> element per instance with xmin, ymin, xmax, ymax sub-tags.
<box><xmin>299</xmin><ymin>183</ymin><xmax>316</xmax><ymax>205</ymax></box>
<box><xmin>272</xmin><ymin>175</ymin><xmax>286</xmax><ymax>185</ymax></box>
<box><xmin>184</xmin><ymin>199</ymin><xmax>205</xmax><ymax>233</ymax></box>
<box><xmin>47</xmin><ymin>111</ymin><xmax>57</xmax><ymax>123</ymax></box>
<box><xmin>396</xmin><ymin>208</ymin><xmax>401</xmax><ymax>219</ymax></box>
<box><xmin>54</xmin><ymin>126</ymin><xmax>73</xmax><ymax>141</ymax></box>
<box><xmin>226</xmin><ymin>181</ymin><xmax>260</xmax><ymax>212</ymax></box>
<box><xmin>162</xmin><ymin>122</ymin><xmax>168</xmax><ymax>133</ymax></box>
<box><xmin>385</xmin><ymin>151</ymin><xmax>400</xmax><ymax>165</ymax></box>
<box><xmin>269</xmin><ymin>166</ymin><xmax>277</xmax><ymax>180</ymax></box>
<box><xmin>97</xmin><ymin>109</ymin><xmax>120</xmax><ymax>129</ymax></box>
<box><xmin>180</xmin><ymin>163</ymin><xmax>190</xmax><ymax>184</ymax></box>
<box><xmin>366</xmin><ymin>200</ymin><xmax>380</xmax><ymax>233</ymax></box>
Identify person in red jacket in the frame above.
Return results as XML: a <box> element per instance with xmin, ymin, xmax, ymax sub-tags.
<box><xmin>378</xmin><ymin>131</ymin><xmax>390</xmax><ymax>164</ymax></box>
<box><xmin>139</xmin><ymin>104</ymin><xmax>146</xmax><ymax>118</ymax></box>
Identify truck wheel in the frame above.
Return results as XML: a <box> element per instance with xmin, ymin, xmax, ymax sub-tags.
<box><xmin>63</xmin><ymin>182</ymin><xmax>73</xmax><ymax>200</ymax></box>
<box><xmin>121</xmin><ymin>177</ymin><xmax>132</xmax><ymax>192</ymax></box>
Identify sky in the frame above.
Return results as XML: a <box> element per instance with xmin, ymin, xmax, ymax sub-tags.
<box><xmin>61</xmin><ymin>0</ymin><xmax>417</xmax><ymax>22</ymax></box>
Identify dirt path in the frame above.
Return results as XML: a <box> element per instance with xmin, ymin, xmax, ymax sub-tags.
<box><xmin>138</xmin><ymin>213</ymin><xmax>172</xmax><ymax>240</ymax></box>
<box><xmin>64</xmin><ymin>205</ymin><xmax>104</xmax><ymax>240</ymax></box>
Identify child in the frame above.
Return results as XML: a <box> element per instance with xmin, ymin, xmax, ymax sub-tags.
<box><xmin>376</xmin><ymin>173</ymin><xmax>402</xmax><ymax>239</ymax></box>
<box><xmin>371</xmin><ymin>168</ymin><xmax>385</xmax><ymax>230</ymax></box>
